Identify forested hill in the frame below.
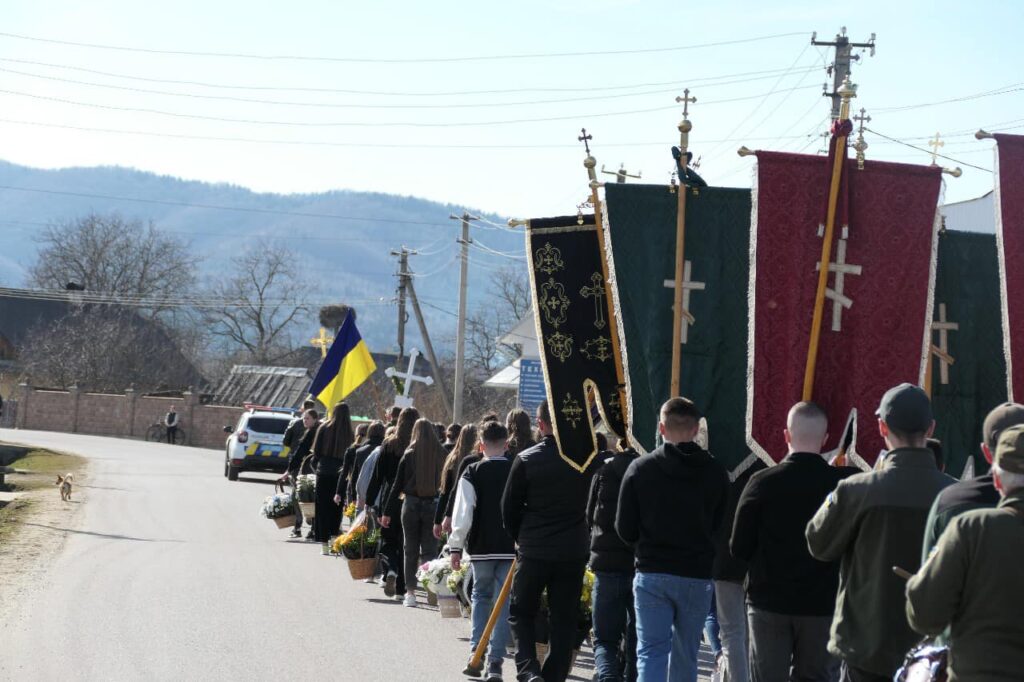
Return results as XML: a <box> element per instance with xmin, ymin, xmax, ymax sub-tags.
<box><xmin>0</xmin><ymin>160</ymin><xmax>524</xmax><ymax>351</ymax></box>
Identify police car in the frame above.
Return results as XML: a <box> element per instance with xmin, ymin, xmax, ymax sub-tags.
<box><xmin>223</xmin><ymin>406</ymin><xmax>297</xmax><ymax>481</ymax></box>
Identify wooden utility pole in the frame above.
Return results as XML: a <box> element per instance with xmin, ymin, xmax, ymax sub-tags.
<box><xmin>390</xmin><ymin>248</ymin><xmax>411</xmax><ymax>364</ymax></box>
<box><xmin>812</xmin><ymin>27</ymin><xmax>876</xmax><ymax>121</ymax></box>
<box><xmin>405</xmin><ymin>277</ymin><xmax>453</xmax><ymax>420</ymax></box>
<box><xmin>449</xmin><ymin>211</ymin><xmax>477</xmax><ymax>423</ymax></box>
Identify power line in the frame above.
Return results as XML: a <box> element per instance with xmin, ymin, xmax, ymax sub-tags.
<box><xmin>863</xmin><ymin>128</ymin><xmax>993</xmax><ymax>172</ymax></box>
<box><xmin>874</xmin><ymin>81</ymin><xmax>1024</xmax><ymax>113</ymax></box>
<box><xmin>0</xmin><ymin>56</ymin><xmax>821</xmax><ymax>96</ymax></box>
<box><xmin>0</xmin><ymin>84</ymin><xmax>825</xmax><ymax>128</ymax></box>
<box><xmin>0</xmin><ymin>30</ymin><xmax>807</xmax><ymax>64</ymax></box>
<box><xmin>0</xmin><ymin>63</ymin><xmax>822</xmax><ymax>109</ymax></box>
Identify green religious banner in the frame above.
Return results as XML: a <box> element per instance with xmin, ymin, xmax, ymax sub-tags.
<box><xmin>525</xmin><ymin>214</ymin><xmax>627</xmax><ymax>472</ymax></box>
<box><xmin>604</xmin><ymin>183</ymin><xmax>753</xmax><ymax>473</ymax></box>
<box><xmin>930</xmin><ymin>230</ymin><xmax>1007</xmax><ymax>477</ymax></box>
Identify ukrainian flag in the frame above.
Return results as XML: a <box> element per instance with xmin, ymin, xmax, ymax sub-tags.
<box><xmin>308</xmin><ymin>314</ymin><xmax>376</xmax><ymax>409</ymax></box>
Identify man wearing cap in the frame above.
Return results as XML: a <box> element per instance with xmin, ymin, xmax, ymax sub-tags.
<box><xmin>806</xmin><ymin>383</ymin><xmax>954</xmax><ymax>682</ymax></box>
<box><xmin>905</xmin><ymin>423</ymin><xmax>1024</xmax><ymax>681</ymax></box>
<box><xmin>920</xmin><ymin>402</ymin><xmax>1024</xmax><ymax>560</ymax></box>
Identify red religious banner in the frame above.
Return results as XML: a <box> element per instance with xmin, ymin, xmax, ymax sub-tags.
<box><xmin>994</xmin><ymin>133</ymin><xmax>1024</xmax><ymax>401</ymax></box>
<box><xmin>747</xmin><ymin>151</ymin><xmax>942</xmax><ymax>468</ymax></box>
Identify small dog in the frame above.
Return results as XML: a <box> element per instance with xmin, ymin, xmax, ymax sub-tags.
<box><xmin>56</xmin><ymin>473</ymin><xmax>75</xmax><ymax>502</ymax></box>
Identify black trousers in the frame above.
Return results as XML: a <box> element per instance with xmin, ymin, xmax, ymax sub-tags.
<box><xmin>166</xmin><ymin>425</ymin><xmax>178</xmax><ymax>444</ymax></box>
<box><xmin>509</xmin><ymin>556</ymin><xmax>586</xmax><ymax>682</ymax></box>
<box><xmin>313</xmin><ymin>470</ymin><xmax>342</xmax><ymax>542</ymax></box>
<box><xmin>380</xmin><ymin>518</ymin><xmax>406</xmax><ymax>594</ymax></box>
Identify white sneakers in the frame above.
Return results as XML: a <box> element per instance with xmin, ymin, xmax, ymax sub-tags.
<box><xmin>403</xmin><ymin>593</ymin><xmax>417</xmax><ymax>607</ymax></box>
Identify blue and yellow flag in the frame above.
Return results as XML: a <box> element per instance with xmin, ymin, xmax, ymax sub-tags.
<box><xmin>308</xmin><ymin>315</ymin><xmax>376</xmax><ymax>409</ymax></box>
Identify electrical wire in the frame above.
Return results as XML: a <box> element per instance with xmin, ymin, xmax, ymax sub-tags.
<box><xmin>863</xmin><ymin>128</ymin><xmax>993</xmax><ymax>172</ymax></box>
<box><xmin>0</xmin><ymin>84</ymin><xmax>825</xmax><ymax>128</ymax></box>
<box><xmin>0</xmin><ymin>64</ymin><xmax>822</xmax><ymax>110</ymax></box>
<box><xmin>0</xmin><ymin>30</ymin><xmax>807</xmax><ymax>64</ymax></box>
<box><xmin>874</xmin><ymin>81</ymin><xmax>1024</xmax><ymax>113</ymax></box>
<box><xmin>0</xmin><ymin>56</ymin><xmax>822</xmax><ymax>96</ymax></box>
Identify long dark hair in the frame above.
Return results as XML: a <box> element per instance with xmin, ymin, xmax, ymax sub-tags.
<box><xmin>439</xmin><ymin>423</ymin><xmax>479</xmax><ymax>494</ymax></box>
<box><xmin>506</xmin><ymin>408</ymin><xmax>536</xmax><ymax>457</ymax></box>
<box><xmin>382</xmin><ymin>406</ymin><xmax>419</xmax><ymax>457</ymax></box>
<box><xmin>407</xmin><ymin>418</ymin><xmax>447</xmax><ymax>497</ymax></box>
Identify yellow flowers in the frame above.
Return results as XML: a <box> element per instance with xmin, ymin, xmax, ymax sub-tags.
<box><xmin>332</xmin><ymin>523</ymin><xmax>368</xmax><ymax>554</ymax></box>
<box><xmin>580</xmin><ymin>569</ymin><xmax>596</xmax><ymax>614</ymax></box>
<box><xmin>343</xmin><ymin>502</ymin><xmax>357</xmax><ymax>520</ymax></box>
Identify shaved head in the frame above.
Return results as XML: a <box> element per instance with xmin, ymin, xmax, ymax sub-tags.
<box><xmin>786</xmin><ymin>402</ymin><xmax>829</xmax><ymax>454</ymax></box>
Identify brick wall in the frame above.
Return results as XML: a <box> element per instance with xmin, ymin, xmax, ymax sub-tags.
<box><xmin>13</xmin><ymin>384</ymin><xmax>244</xmax><ymax>450</ymax></box>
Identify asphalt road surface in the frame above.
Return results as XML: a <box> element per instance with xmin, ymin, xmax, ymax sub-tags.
<box><xmin>0</xmin><ymin>429</ymin><xmax>713</xmax><ymax>681</ymax></box>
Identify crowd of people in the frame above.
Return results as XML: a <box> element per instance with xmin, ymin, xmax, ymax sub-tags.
<box><xmin>273</xmin><ymin>383</ymin><xmax>1024</xmax><ymax>682</ymax></box>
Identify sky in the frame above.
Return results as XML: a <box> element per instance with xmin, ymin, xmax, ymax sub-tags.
<box><xmin>1</xmin><ymin>0</ymin><xmax>1020</xmax><ymax>220</ymax></box>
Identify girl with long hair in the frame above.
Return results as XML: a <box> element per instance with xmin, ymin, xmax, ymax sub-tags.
<box><xmin>367</xmin><ymin>406</ymin><xmax>419</xmax><ymax>599</ymax></box>
<box><xmin>382</xmin><ymin>417</ymin><xmax>447</xmax><ymax>607</ymax></box>
<box><xmin>506</xmin><ymin>408</ymin><xmax>536</xmax><ymax>457</ymax></box>
<box><xmin>434</xmin><ymin>423</ymin><xmax>479</xmax><ymax>538</ymax></box>
<box><xmin>309</xmin><ymin>402</ymin><xmax>353</xmax><ymax>542</ymax></box>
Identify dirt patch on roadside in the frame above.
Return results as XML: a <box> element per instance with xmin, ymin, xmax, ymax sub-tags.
<box><xmin>0</xmin><ymin>448</ymin><xmax>87</xmax><ymax>614</ymax></box>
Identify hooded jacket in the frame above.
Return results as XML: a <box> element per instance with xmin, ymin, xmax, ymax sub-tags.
<box><xmin>587</xmin><ymin>449</ymin><xmax>639</xmax><ymax>573</ymax></box>
<box><xmin>615</xmin><ymin>441</ymin><xmax>729</xmax><ymax>578</ymax></box>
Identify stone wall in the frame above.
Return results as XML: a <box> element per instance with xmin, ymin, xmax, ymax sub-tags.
<box><xmin>13</xmin><ymin>384</ymin><xmax>243</xmax><ymax>449</ymax></box>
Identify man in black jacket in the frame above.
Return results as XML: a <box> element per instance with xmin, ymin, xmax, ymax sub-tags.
<box><xmin>501</xmin><ymin>400</ymin><xmax>599</xmax><ymax>682</ymax></box>
<box><xmin>587</xmin><ymin>444</ymin><xmax>639</xmax><ymax>682</ymax></box>
<box><xmin>730</xmin><ymin>402</ymin><xmax>857</xmax><ymax>682</ymax></box>
<box><xmin>616</xmin><ymin>397</ymin><xmax>728</xmax><ymax>682</ymax></box>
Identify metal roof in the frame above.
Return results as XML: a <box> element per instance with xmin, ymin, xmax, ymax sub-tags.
<box><xmin>212</xmin><ymin>365</ymin><xmax>313</xmax><ymax>409</ymax></box>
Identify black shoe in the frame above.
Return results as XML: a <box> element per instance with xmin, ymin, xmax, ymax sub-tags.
<box><xmin>289</xmin><ymin>530</ymin><xmax>301</xmax><ymax>538</ymax></box>
<box><xmin>484</xmin><ymin>659</ymin><xmax>502</xmax><ymax>682</ymax></box>
<box><xmin>384</xmin><ymin>571</ymin><xmax>397</xmax><ymax>597</ymax></box>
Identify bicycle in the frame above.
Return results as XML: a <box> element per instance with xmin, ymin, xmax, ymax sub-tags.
<box><xmin>145</xmin><ymin>423</ymin><xmax>187</xmax><ymax>444</ymax></box>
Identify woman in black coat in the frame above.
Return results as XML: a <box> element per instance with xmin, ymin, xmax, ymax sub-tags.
<box><xmin>309</xmin><ymin>402</ymin><xmax>354</xmax><ymax>542</ymax></box>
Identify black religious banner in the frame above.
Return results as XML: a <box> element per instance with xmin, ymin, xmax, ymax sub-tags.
<box><xmin>526</xmin><ymin>214</ymin><xmax>626</xmax><ymax>471</ymax></box>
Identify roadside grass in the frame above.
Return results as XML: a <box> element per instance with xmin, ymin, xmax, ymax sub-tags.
<box><xmin>0</xmin><ymin>448</ymin><xmax>85</xmax><ymax>544</ymax></box>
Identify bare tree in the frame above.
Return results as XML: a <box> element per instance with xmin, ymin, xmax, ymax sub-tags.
<box><xmin>491</xmin><ymin>263</ymin><xmax>531</xmax><ymax>322</ymax></box>
<box><xmin>203</xmin><ymin>242</ymin><xmax>310</xmax><ymax>365</ymax></box>
<box><xmin>20</xmin><ymin>307</ymin><xmax>200</xmax><ymax>392</ymax></box>
<box><xmin>28</xmin><ymin>213</ymin><xmax>195</xmax><ymax>313</ymax></box>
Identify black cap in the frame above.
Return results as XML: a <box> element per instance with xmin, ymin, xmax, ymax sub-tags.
<box><xmin>982</xmin><ymin>403</ymin><xmax>1024</xmax><ymax>450</ymax></box>
<box><xmin>876</xmin><ymin>383</ymin><xmax>933</xmax><ymax>433</ymax></box>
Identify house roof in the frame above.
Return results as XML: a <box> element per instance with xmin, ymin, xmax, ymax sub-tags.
<box><xmin>211</xmin><ymin>365</ymin><xmax>313</xmax><ymax>409</ymax></box>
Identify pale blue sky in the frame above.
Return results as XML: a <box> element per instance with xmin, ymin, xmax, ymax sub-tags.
<box><xmin>2</xmin><ymin>1</ymin><xmax>1019</xmax><ymax>218</ymax></box>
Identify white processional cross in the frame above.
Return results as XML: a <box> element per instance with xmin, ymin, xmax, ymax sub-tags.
<box><xmin>384</xmin><ymin>348</ymin><xmax>434</xmax><ymax>409</ymax></box>
<box><xmin>663</xmin><ymin>260</ymin><xmax>706</xmax><ymax>344</ymax></box>
<box><xmin>931</xmin><ymin>303</ymin><xmax>959</xmax><ymax>385</ymax></box>
<box><xmin>816</xmin><ymin>238</ymin><xmax>863</xmax><ymax>332</ymax></box>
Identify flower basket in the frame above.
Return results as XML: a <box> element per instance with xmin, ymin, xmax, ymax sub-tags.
<box><xmin>347</xmin><ymin>557</ymin><xmax>377</xmax><ymax>580</ymax></box>
<box><xmin>298</xmin><ymin>501</ymin><xmax>316</xmax><ymax>518</ymax></box>
<box><xmin>417</xmin><ymin>556</ymin><xmax>455</xmax><ymax>597</ymax></box>
<box><xmin>273</xmin><ymin>514</ymin><xmax>297</xmax><ymax>529</ymax></box>
<box><xmin>437</xmin><ymin>595</ymin><xmax>462</xmax><ymax>619</ymax></box>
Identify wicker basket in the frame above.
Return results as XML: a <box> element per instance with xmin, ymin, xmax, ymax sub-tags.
<box><xmin>273</xmin><ymin>514</ymin><xmax>297</xmax><ymax>529</ymax></box>
<box><xmin>347</xmin><ymin>557</ymin><xmax>377</xmax><ymax>580</ymax></box>
<box><xmin>298</xmin><ymin>501</ymin><xmax>316</xmax><ymax>518</ymax></box>
<box><xmin>437</xmin><ymin>595</ymin><xmax>462</xmax><ymax>619</ymax></box>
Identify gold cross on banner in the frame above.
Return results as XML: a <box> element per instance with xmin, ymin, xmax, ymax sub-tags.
<box><xmin>928</xmin><ymin>132</ymin><xmax>944</xmax><ymax>166</ymax></box>
<box><xmin>931</xmin><ymin>303</ymin><xmax>959</xmax><ymax>385</ymax></box>
<box><xmin>663</xmin><ymin>260</ymin><xmax>706</xmax><ymax>344</ymax></box>
<box><xmin>310</xmin><ymin>327</ymin><xmax>334</xmax><ymax>359</ymax></box>
<box><xmin>814</xmin><ymin>239</ymin><xmax>863</xmax><ymax>332</ymax></box>
<box><xmin>579</xmin><ymin>272</ymin><xmax>607</xmax><ymax>329</ymax></box>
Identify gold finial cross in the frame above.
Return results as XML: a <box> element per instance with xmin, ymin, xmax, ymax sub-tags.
<box><xmin>578</xmin><ymin>128</ymin><xmax>593</xmax><ymax>155</ymax></box>
<box><xmin>853</xmin><ymin>108</ymin><xmax>871</xmax><ymax>134</ymax></box>
<box><xmin>928</xmin><ymin>132</ymin><xmax>944</xmax><ymax>165</ymax></box>
<box><xmin>676</xmin><ymin>88</ymin><xmax>697</xmax><ymax>118</ymax></box>
<box><xmin>310</xmin><ymin>327</ymin><xmax>334</xmax><ymax>359</ymax></box>
<box><xmin>853</xmin><ymin>108</ymin><xmax>871</xmax><ymax>170</ymax></box>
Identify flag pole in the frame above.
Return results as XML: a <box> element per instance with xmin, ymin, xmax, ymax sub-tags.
<box><xmin>670</xmin><ymin>90</ymin><xmax>696</xmax><ymax>396</ymax></box>
<box><xmin>579</xmin><ymin>128</ymin><xmax>630</xmax><ymax>431</ymax></box>
<box><xmin>803</xmin><ymin>78</ymin><xmax>857</xmax><ymax>401</ymax></box>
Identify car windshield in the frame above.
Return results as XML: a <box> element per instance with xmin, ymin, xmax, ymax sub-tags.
<box><xmin>246</xmin><ymin>417</ymin><xmax>289</xmax><ymax>435</ymax></box>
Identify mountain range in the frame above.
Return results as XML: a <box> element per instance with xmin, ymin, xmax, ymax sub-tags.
<box><xmin>0</xmin><ymin>160</ymin><xmax>525</xmax><ymax>354</ymax></box>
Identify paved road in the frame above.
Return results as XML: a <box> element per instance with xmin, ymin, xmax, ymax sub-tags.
<box><xmin>0</xmin><ymin>429</ymin><xmax>714</xmax><ymax>681</ymax></box>
<box><xmin>0</xmin><ymin>429</ymin><xmax>517</xmax><ymax>681</ymax></box>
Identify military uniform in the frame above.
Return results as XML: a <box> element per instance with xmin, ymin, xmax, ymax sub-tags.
<box><xmin>905</xmin><ymin>424</ymin><xmax>1024</xmax><ymax>682</ymax></box>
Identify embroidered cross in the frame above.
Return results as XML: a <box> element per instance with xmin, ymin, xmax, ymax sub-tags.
<box><xmin>535</xmin><ymin>242</ymin><xmax>565</xmax><ymax>275</ymax></box>
<box><xmin>930</xmin><ymin>303</ymin><xmax>959</xmax><ymax>385</ymax></box>
<box><xmin>815</xmin><ymin>239</ymin><xmax>863</xmax><ymax>332</ymax></box>
<box><xmin>561</xmin><ymin>393</ymin><xmax>584</xmax><ymax>428</ymax></box>
<box><xmin>579</xmin><ymin>272</ymin><xmax>607</xmax><ymax>330</ymax></box>
<box><xmin>662</xmin><ymin>260</ymin><xmax>706</xmax><ymax>344</ymax></box>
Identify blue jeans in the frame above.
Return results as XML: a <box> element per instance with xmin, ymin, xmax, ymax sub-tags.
<box><xmin>634</xmin><ymin>572</ymin><xmax>713</xmax><ymax>682</ymax></box>
<box><xmin>593</xmin><ymin>570</ymin><xmax>638</xmax><ymax>682</ymax></box>
<box><xmin>470</xmin><ymin>559</ymin><xmax>513</xmax><ymax>665</ymax></box>
<box><xmin>704</xmin><ymin>585</ymin><xmax>722</xmax><ymax>656</ymax></box>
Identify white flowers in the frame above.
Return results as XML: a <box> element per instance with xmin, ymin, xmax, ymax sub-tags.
<box><xmin>259</xmin><ymin>491</ymin><xmax>295</xmax><ymax>519</ymax></box>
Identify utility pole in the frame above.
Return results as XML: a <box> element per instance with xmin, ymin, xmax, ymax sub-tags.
<box><xmin>812</xmin><ymin>27</ymin><xmax>876</xmax><ymax>120</ymax></box>
<box><xmin>406</xmin><ymin>276</ymin><xmax>453</xmax><ymax>420</ymax></box>
<box><xmin>391</xmin><ymin>247</ymin><xmax>411</xmax><ymax>364</ymax></box>
<box><xmin>449</xmin><ymin>211</ymin><xmax>477</xmax><ymax>423</ymax></box>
